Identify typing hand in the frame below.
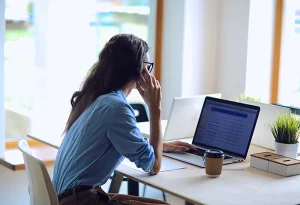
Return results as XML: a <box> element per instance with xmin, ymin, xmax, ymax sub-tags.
<box><xmin>163</xmin><ymin>141</ymin><xmax>198</xmax><ymax>153</ymax></box>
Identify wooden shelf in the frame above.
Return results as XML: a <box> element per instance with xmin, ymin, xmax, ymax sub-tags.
<box><xmin>0</xmin><ymin>139</ymin><xmax>57</xmax><ymax>170</ymax></box>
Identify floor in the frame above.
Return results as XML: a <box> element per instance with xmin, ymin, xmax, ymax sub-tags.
<box><xmin>0</xmin><ymin>165</ymin><xmax>185</xmax><ymax>205</ymax></box>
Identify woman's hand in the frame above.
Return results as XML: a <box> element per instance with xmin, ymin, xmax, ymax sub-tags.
<box><xmin>136</xmin><ymin>68</ymin><xmax>161</xmax><ymax>112</ymax></box>
<box><xmin>163</xmin><ymin>141</ymin><xmax>198</xmax><ymax>152</ymax></box>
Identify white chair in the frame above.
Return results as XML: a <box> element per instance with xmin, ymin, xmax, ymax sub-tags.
<box><xmin>18</xmin><ymin>140</ymin><xmax>59</xmax><ymax>205</ymax></box>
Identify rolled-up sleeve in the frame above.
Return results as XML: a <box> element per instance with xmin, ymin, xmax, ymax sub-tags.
<box><xmin>107</xmin><ymin>103</ymin><xmax>155</xmax><ymax>172</ymax></box>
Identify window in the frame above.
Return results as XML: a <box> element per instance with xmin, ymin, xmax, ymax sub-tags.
<box><xmin>4</xmin><ymin>0</ymin><xmax>34</xmax><ymax>138</ymax></box>
<box><xmin>246</xmin><ymin>0</ymin><xmax>300</xmax><ymax>110</ymax></box>
<box><xmin>277</xmin><ymin>0</ymin><xmax>300</xmax><ymax>108</ymax></box>
<box><xmin>4</xmin><ymin>0</ymin><xmax>153</xmax><ymax>138</ymax></box>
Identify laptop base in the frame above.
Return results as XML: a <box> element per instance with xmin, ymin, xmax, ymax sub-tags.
<box><xmin>163</xmin><ymin>152</ymin><xmax>243</xmax><ymax>168</ymax></box>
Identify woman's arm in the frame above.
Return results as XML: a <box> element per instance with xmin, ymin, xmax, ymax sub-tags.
<box><xmin>148</xmin><ymin>107</ymin><xmax>162</xmax><ymax>174</ymax></box>
<box><xmin>137</xmin><ymin>68</ymin><xmax>163</xmax><ymax>174</ymax></box>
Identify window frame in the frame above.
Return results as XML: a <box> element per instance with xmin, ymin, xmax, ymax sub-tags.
<box><xmin>270</xmin><ymin>0</ymin><xmax>284</xmax><ymax>104</ymax></box>
<box><xmin>0</xmin><ymin>0</ymin><xmax>5</xmax><ymax>156</ymax></box>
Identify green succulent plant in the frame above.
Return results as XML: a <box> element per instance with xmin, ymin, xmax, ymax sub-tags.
<box><xmin>268</xmin><ymin>113</ymin><xmax>300</xmax><ymax>144</ymax></box>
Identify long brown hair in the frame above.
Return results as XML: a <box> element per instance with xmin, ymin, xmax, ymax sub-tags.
<box><xmin>64</xmin><ymin>34</ymin><xmax>148</xmax><ymax>133</ymax></box>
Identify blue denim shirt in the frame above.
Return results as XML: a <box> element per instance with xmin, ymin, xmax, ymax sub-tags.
<box><xmin>52</xmin><ymin>90</ymin><xmax>155</xmax><ymax>194</ymax></box>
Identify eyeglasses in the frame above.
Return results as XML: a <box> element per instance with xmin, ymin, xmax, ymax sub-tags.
<box><xmin>144</xmin><ymin>62</ymin><xmax>154</xmax><ymax>73</ymax></box>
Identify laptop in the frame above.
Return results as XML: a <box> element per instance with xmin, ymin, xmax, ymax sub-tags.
<box><xmin>240</xmin><ymin>100</ymin><xmax>291</xmax><ymax>150</ymax></box>
<box><xmin>137</xmin><ymin>94</ymin><xmax>222</xmax><ymax>140</ymax></box>
<box><xmin>163</xmin><ymin>93</ymin><xmax>222</xmax><ymax>141</ymax></box>
<box><xmin>163</xmin><ymin>97</ymin><xmax>260</xmax><ymax>167</ymax></box>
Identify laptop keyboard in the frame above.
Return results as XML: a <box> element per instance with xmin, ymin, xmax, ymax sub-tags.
<box><xmin>186</xmin><ymin>148</ymin><xmax>233</xmax><ymax>160</ymax></box>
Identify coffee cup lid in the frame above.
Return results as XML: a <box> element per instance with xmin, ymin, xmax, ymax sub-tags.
<box><xmin>204</xmin><ymin>150</ymin><xmax>224</xmax><ymax>158</ymax></box>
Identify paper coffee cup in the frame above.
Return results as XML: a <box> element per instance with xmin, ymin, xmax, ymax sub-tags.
<box><xmin>204</xmin><ymin>150</ymin><xmax>224</xmax><ymax>178</ymax></box>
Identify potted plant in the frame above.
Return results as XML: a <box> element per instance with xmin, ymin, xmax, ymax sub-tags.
<box><xmin>268</xmin><ymin>113</ymin><xmax>300</xmax><ymax>158</ymax></box>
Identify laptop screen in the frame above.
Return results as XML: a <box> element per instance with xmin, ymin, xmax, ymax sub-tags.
<box><xmin>192</xmin><ymin>97</ymin><xmax>260</xmax><ymax>159</ymax></box>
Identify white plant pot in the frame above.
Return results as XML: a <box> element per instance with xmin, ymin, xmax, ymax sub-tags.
<box><xmin>274</xmin><ymin>142</ymin><xmax>299</xmax><ymax>159</ymax></box>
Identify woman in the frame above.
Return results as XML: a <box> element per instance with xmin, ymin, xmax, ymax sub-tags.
<box><xmin>53</xmin><ymin>34</ymin><xmax>195</xmax><ymax>205</ymax></box>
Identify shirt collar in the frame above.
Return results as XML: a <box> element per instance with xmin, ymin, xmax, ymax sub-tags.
<box><xmin>116</xmin><ymin>89</ymin><xmax>127</xmax><ymax>103</ymax></box>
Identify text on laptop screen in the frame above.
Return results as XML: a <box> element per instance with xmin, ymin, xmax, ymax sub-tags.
<box><xmin>193</xmin><ymin>99</ymin><xmax>259</xmax><ymax>156</ymax></box>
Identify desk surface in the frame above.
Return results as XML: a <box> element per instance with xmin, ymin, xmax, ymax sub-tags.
<box><xmin>28</xmin><ymin>121</ymin><xmax>300</xmax><ymax>205</ymax></box>
<box><xmin>117</xmin><ymin>123</ymin><xmax>300</xmax><ymax>205</ymax></box>
<box><xmin>116</xmin><ymin>144</ymin><xmax>300</xmax><ymax>205</ymax></box>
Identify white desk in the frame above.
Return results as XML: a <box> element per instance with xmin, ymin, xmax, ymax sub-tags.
<box><xmin>115</xmin><ymin>122</ymin><xmax>300</xmax><ymax>205</ymax></box>
<box><xmin>28</xmin><ymin>121</ymin><xmax>300</xmax><ymax>205</ymax></box>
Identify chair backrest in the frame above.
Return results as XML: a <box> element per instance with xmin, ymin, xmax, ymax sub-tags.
<box><xmin>130</xmin><ymin>103</ymin><xmax>149</xmax><ymax>122</ymax></box>
<box><xmin>18</xmin><ymin>140</ymin><xmax>58</xmax><ymax>205</ymax></box>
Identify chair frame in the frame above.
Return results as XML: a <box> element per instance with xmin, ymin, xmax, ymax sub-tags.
<box><xmin>18</xmin><ymin>140</ymin><xmax>59</xmax><ymax>205</ymax></box>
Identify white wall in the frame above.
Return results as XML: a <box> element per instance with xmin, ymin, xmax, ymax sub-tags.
<box><xmin>245</xmin><ymin>0</ymin><xmax>275</xmax><ymax>103</ymax></box>
<box><xmin>148</xmin><ymin>0</ymin><xmax>157</xmax><ymax>62</ymax></box>
<box><xmin>161</xmin><ymin>0</ymin><xmax>252</xmax><ymax>118</ymax></box>
<box><xmin>181</xmin><ymin>0</ymin><xmax>220</xmax><ymax>97</ymax></box>
<box><xmin>0</xmin><ymin>0</ymin><xmax>5</xmax><ymax>158</ymax></box>
<box><xmin>161</xmin><ymin>0</ymin><xmax>222</xmax><ymax>119</ymax></box>
<box><xmin>161</xmin><ymin>0</ymin><xmax>185</xmax><ymax>119</ymax></box>
<box><xmin>217</xmin><ymin>0</ymin><xmax>251</xmax><ymax>100</ymax></box>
